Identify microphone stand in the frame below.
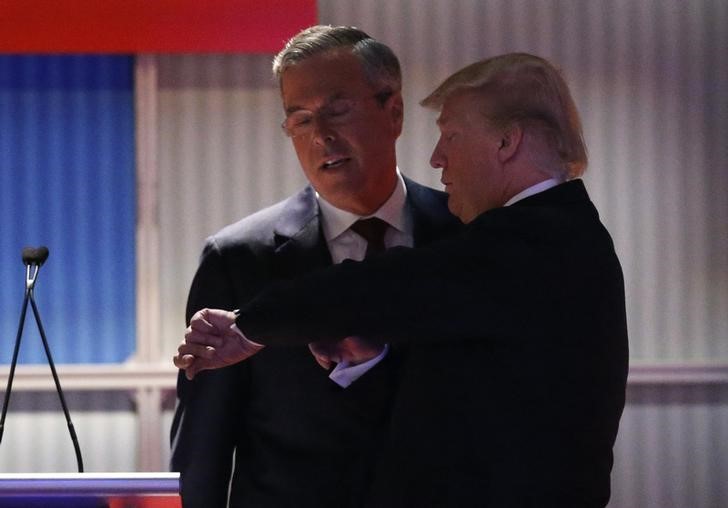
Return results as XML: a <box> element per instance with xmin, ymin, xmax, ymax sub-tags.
<box><xmin>0</xmin><ymin>260</ymin><xmax>84</xmax><ymax>472</ymax></box>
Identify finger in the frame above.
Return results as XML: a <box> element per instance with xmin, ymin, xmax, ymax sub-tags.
<box><xmin>313</xmin><ymin>354</ymin><xmax>332</xmax><ymax>370</ymax></box>
<box><xmin>173</xmin><ymin>353</ymin><xmax>195</xmax><ymax>370</ymax></box>
<box><xmin>184</xmin><ymin>329</ymin><xmax>224</xmax><ymax>347</ymax></box>
<box><xmin>189</xmin><ymin>316</ymin><xmax>215</xmax><ymax>334</ymax></box>
<box><xmin>308</xmin><ymin>343</ymin><xmax>333</xmax><ymax>369</ymax></box>
<box><xmin>184</xmin><ymin>359</ymin><xmax>204</xmax><ymax>380</ymax></box>
<box><xmin>178</xmin><ymin>342</ymin><xmax>217</xmax><ymax>359</ymax></box>
<box><xmin>186</xmin><ymin>357</ymin><xmax>215</xmax><ymax>380</ymax></box>
<box><xmin>339</xmin><ymin>336</ymin><xmax>384</xmax><ymax>363</ymax></box>
<box><xmin>204</xmin><ymin>308</ymin><xmax>238</xmax><ymax>328</ymax></box>
<box><xmin>309</xmin><ymin>342</ymin><xmax>337</xmax><ymax>360</ymax></box>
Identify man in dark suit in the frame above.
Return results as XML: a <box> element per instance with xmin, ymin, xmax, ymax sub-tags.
<box><xmin>170</xmin><ymin>26</ymin><xmax>458</xmax><ymax>507</ymax></box>
<box><xmin>178</xmin><ymin>53</ymin><xmax>629</xmax><ymax>507</ymax></box>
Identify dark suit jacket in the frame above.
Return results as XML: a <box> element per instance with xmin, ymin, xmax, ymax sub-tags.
<box><xmin>170</xmin><ymin>177</ymin><xmax>458</xmax><ymax>507</ymax></box>
<box><xmin>236</xmin><ymin>179</ymin><xmax>629</xmax><ymax>508</ymax></box>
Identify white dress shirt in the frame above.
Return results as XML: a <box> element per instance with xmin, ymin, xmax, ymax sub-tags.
<box><xmin>317</xmin><ymin>170</ymin><xmax>413</xmax><ymax>387</ymax></box>
<box><xmin>317</xmin><ymin>170</ymin><xmax>413</xmax><ymax>263</ymax></box>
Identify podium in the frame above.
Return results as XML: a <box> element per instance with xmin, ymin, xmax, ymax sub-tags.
<box><xmin>0</xmin><ymin>472</ymin><xmax>180</xmax><ymax>507</ymax></box>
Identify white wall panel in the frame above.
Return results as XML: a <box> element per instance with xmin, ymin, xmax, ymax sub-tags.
<box><xmin>0</xmin><ymin>392</ymin><xmax>136</xmax><ymax>473</ymax></box>
<box><xmin>611</xmin><ymin>386</ymin><xmax>728</xmax><ymax>507</ymax></box>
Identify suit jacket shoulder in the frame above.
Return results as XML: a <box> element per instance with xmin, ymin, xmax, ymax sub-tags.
<box><xmin>185</xmin><ymin>186</ymin><xmax>329</xmax><ymax>319</ymax></box>
<box><xmin>206</xmin><ymin>185</ymin><xmax>319</xmax><ymax>253</ymax></box>
<box><xmin>402</xmin><ymin>175</ymin><xmax>461</xmax><ymax>246</ymax></box>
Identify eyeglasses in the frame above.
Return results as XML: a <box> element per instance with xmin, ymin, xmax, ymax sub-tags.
<box><xmin>281</xmin><ymin>90</ymin><xmax>393</xmax><ymax>138</ymax></box>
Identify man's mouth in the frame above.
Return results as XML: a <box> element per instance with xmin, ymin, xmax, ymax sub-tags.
<box><xmin>321</xmin><ymin>157</ymin><xmax>350</xmax><ymax>170</ymax></box>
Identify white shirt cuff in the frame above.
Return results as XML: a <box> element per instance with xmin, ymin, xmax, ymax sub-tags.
<box><xmin>328</xmin><ymin>344</ymin><xmax>389</xmax><ymax>388</ymax></box>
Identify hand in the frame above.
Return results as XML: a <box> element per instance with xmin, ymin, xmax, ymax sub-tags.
<box><xmin>173</xmin><ymin>308</ymin><xmax>264</xmax><ymax>380</ymax></box>
<box><xmin>308</xmin><ymin>336</ymin><xmax>385</xmax><ymax>370</ymax></box>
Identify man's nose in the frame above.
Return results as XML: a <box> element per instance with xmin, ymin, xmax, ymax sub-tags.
<box><xmin>311</xmin><ymin>115</ymin><xmax>336</xmax><ymax>145</ymax></box>
<box><xmin>430</xmin><ymin>144</ymin><xmax>444</xmax><ymax>169</ymax></box>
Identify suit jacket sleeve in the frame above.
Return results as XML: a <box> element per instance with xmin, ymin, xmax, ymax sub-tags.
<box><xmin>171</xmin><ymin>238</ymin><xmax>259</xmax><ymax>507</ymax></box>
<box><xmin>236</xmin><ymin>184</ymin><xmax>627</xmax><ymax>354</ymax></box>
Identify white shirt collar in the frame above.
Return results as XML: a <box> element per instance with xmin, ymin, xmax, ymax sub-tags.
<box><xmin>504</xmin><ymin>178</ymin><xmax>562</xmax><ymax>207</ymax></box>
<box><xmin>317</xmin><ymin>169</ymin><xmax>408</xmax><ymax>242</ymax></box>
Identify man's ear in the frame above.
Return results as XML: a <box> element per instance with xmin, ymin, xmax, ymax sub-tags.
<box><xmin>498</xmin><ymin>123</ymin><xmax>522</xmax><ymax>162</ymax></box>
<box><xmin>389</xmin><ymin>91</ymin><xmax>405</xmax><ymax>136</ymax></box>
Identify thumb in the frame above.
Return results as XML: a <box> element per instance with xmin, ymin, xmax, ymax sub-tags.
<box><xmin>185</xmin><ymin>358</ymin><xmax>211</xmax><ymax>380</ymax></box>
<box><xmin>201</xmin><ymin>308</ymin><xmax>238</xmax><ymax>332</ymax></box>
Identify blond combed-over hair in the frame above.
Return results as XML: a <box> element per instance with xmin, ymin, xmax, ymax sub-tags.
<box><xmin>422</xmin><ymin>53</ymin><xmax>587</xmax><ymax>178</ymax></box>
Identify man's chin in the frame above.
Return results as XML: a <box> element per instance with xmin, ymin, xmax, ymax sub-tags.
<box><xmin>446</xmin><ymin>197</ymin><xmax>459</xmax><ymax>215</ymax></box>
<box><xmin>447</xmin><ymin>199</ymin><xmax>468</xmax><ymax>223</ymax></box>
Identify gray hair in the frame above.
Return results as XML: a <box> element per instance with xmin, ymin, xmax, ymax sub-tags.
<box><xmin>272</xmin><ymin>25</ymin><xmax>401</xmax><ymax>94</ymax></box>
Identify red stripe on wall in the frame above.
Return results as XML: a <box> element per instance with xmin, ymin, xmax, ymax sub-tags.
<box><xmin>0</xmin><ymin>0</ymin><xmax>317</xmax><ymax>53</ymax></box>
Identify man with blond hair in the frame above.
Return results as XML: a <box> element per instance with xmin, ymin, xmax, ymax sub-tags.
<box><xmin>178</xmin><ymin>53</ymin><xmax>628</xmax><ymax>507</ymax></box>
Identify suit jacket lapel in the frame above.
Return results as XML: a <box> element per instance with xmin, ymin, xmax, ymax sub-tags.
<box><xmin>272</xmin><ymin>186</ymin><xmax>332</xmax><ymax>277</ymax></box>
<box><xmin>404</xmin><ymin>176</ymin><xmax>461</xmax><ymax>247</ymax></box>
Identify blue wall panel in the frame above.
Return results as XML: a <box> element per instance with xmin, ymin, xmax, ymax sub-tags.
<box><xmin>0</xmin><ymin>55</ymin><xmax>135</xmax><ymax>364</ymax></box>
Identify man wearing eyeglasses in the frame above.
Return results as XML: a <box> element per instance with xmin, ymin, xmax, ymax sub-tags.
<box><xmin>170</xmin><ymin>25</ymin><xmax>458</xmax><ymax>508</ymax></box>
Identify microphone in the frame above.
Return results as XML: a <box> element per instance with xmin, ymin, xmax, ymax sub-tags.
<box><xmin>22</xmin><ymin>246</ymin><xmax>49</xmax><ymax>266</ymax></box>
<box><xmin>0</xmin><ymin>246</ymin><xmax>84</xmax><ymax>472</ymax></box>
<box><xmin>22</xmin><ymin>246</ymin><xmax>49</xmax><ymax>293</ymax></box>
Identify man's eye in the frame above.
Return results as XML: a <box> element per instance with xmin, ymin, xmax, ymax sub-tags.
<box><xmin>292</xmin><ymin>115</ymin><xmax>312</xmax><ymax>126</ymax></box>
<box><xmin>327</xmin><ymin>100</ymin><xmax>353</xmax><ymax>117</ymax></box>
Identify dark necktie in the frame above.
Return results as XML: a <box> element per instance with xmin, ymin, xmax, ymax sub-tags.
<box><xmin>350</xmin><ymin>217</ymin><xmax>389</xmax><ymax>258</ymax></box>
<box><xmin>309</xmin><ymin>218</ymin><xmax>389</xmax><ymax>376</ymax></box>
